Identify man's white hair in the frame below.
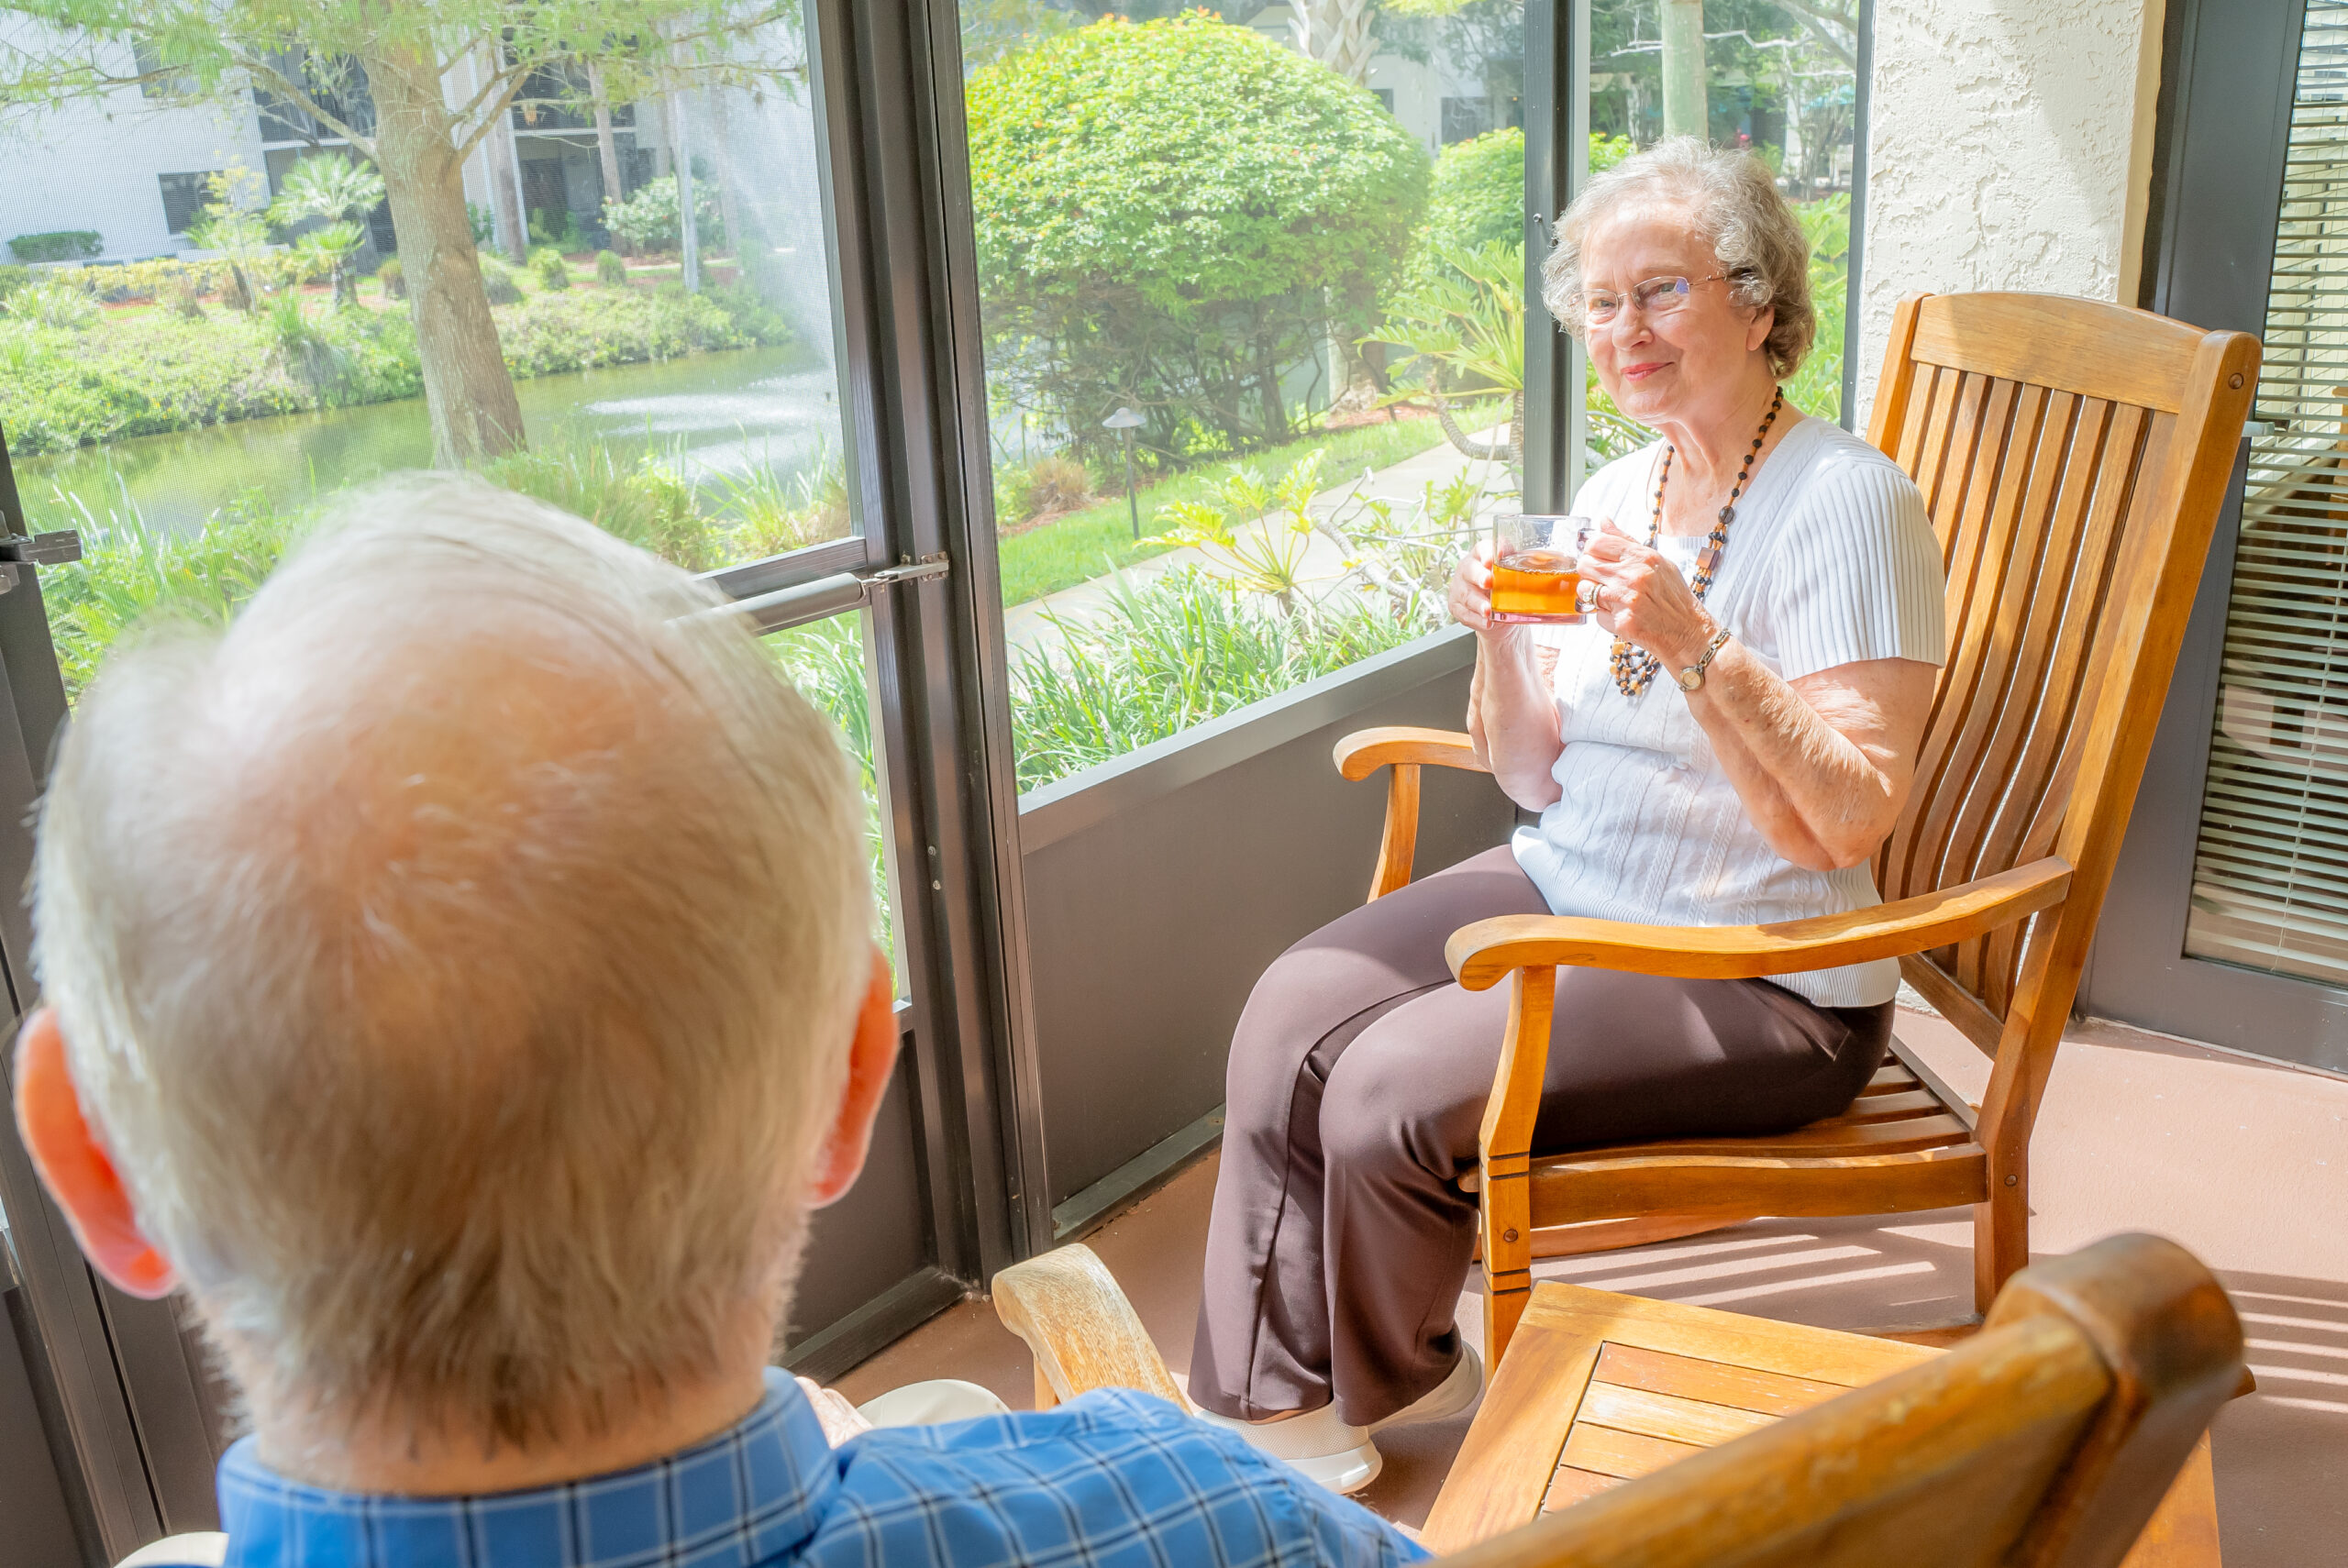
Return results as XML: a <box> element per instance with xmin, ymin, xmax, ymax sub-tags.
<box><xmin>33</xmin><ymin>478</ymin><xmax>869</xmax><ymax>1445</ymax></box>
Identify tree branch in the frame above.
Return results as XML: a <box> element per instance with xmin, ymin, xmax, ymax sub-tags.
<box><xmin>1771</xmin><ymin>0</ymin><xmax>1858</xmax><ymax>69</ymax></box>
<box><xmin>231</xmin><ymin>51</ymin><xmax>378</xmax><ymax>162</ymax></box>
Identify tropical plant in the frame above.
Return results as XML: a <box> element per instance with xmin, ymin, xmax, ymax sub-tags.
<box><xmin>482</xmin><ymin>432</ymin><xmax>718</xmax><ymax>571</ymax></box>
<box><xmin>40</xmin><ymin>484</ymin><xmax>305</xmax><ymax>702</ymax></box>
<box><xmin>262</xmin><ymin>293</ymin><xmax>347</xmax><ymax>393</ymax></box>
<box><xmin>5</xmin><ymin>280</ymin><xmax>99</xmax><ymax>332</ymax></box>
<box><xmin>709</xmin><ymin>443</ymin><xmax>851</xmax><ymax>559</ymax></box>
<box><xmin>1007</xmin><ymin>566</ymin><xmax>1438</xmax><ymax>791</ymax></box>
<box><xmin>292</xmin><ymin>222</ymin><xmax>368</xmax><ymax>305</ymax></box>
<box><xmin>965</xmin><ymin>14</ymin><xmax>1428</xmax><ymax>460</ymax></box>
<box><xmin>271</xmin><ymin>155</ymin><xmax>385</xmax><ymax>306</ymax></box>
<box><xmin>186</xmin><ymin>162</ymin><xmax>275</xmax><ymax>313</ymax></box>
<box><xmin>1377</xmin><ymin>239</ymin><xmax>1524</xmax><ymax>462</ymax></box>
<box><xmin>1158</xmin><ymin>450</ymin><xmax>1331</xmax><ymax>616</ymax></box>
<box><xmin>377</xmin><ymin>256</ymin><xmax>405</xmax><ymax>300</ymax></box>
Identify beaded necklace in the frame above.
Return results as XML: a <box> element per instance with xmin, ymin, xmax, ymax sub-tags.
<box><xmin>1608</xmin><ymin>386</ymin><xmax>1785</xmax><ymax>699</ymax></box>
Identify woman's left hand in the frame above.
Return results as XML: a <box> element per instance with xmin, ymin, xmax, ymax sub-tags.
<box><xmin>1577</xmin><ymin>519</ymin><xmax>1714</xmax><ymax>672</ymax></box>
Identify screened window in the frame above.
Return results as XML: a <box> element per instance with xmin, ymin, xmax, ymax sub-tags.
<box><xmin>2184</xmin><ymin>0</ymin><xmax>2348</xmax><ymax>986</ymax></box>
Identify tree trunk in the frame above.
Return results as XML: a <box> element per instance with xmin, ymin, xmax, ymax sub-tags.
<box><xmin>363</xmin><ymin>47</ymin><xmax>526</xmax><ymax>469</ymax></box>
<box><xmin>1290</xmin><ymin>0</ymin><xmax>1378</xmax><ymax>84</ymax></box>
<box><xmin>708</xmin><ymin>90</ymin><xmax>745</xmax><ymax>276</ymax></box>
<box><xmin>1660</xmin><ymin>0</ymin><xmax>1708</xmax><ymax>139</ymax></box>
<box><xmin>474</xmin><ymin>44</ymin><xmax>528</xmax><ymax>262</ymax></box>
<box><xmin>589</xmin><ymin>63</ymin><xmax>627</xmax><ymax>254</ymax></box>
<box><xmin>670</xmin><ymin>87</ymin><xmax>700</xmax><ymax>292</ymax></box>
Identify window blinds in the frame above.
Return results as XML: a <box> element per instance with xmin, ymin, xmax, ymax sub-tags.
<box><xmin>2185</xmin><ymin>0</ymin><xmax>2348</xmax><ymax>985</ymax></box>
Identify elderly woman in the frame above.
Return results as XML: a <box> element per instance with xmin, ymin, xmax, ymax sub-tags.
<box><xmin>1188</xmin><ymin>138</ymin><xmax>1945</xmax><ymax>1493</ymax></box>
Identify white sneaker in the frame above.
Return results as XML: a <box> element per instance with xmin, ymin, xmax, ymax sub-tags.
<box><xmin>1369</xmin><ymin>1343</ymin><xmax>1484</xmax><ymax>1434</ymax></box>
<box><xmin>1192</xmin><ymin>1402</ymin><xmax>1384</xmax><ymax>1495</ymax></box>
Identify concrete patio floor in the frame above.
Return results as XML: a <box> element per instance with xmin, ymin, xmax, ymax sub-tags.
<box><xmin>833</xmin><ymin>1007</ymin><xmax>2348</xmax><ymax>1565</ymax></box>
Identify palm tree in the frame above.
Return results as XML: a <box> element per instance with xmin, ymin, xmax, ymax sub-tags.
<box><xmin>270</xmin><ymin>155</ymin><xmax>388</xmax><ymax>307</ymax></box>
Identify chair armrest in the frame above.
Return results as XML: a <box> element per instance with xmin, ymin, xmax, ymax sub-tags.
<box><xmin>1446</xmin><ymin>857</ymin><xmax>2073</xmax><ymax>989</ymax></box>
<box><xmin>991</xmin><ymin>1243</ymin><xmax>1189</xmax><ymax>1413</ymax></box>
<box><xmin>1333</xmin><ymin>725</ymin><xmax>1490</xmax><ymax>780</ymax></box>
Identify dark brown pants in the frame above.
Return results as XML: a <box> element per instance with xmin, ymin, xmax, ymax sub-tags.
<box><xmin>1188</xmin><ymin>846</ymin><xmax>1892</xmax><ymax>1428</ymax></box>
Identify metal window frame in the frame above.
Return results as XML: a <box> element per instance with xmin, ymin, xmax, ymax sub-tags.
<box><xmin>2079</xmin><ymin>0</ymin><xmax>2341</xmax><ymax>1069</ymax></box>
<box><xmin>0</xmin><ymin>0</ymin><xmax>1049</xmax><ymax>1555</ymax></box>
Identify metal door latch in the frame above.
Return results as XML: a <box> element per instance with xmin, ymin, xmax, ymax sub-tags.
<box><xmin>861</xmin><ymin>553</ymin><xmax>950</xmax><ymax>588</ymax></box>
<box><xmin>0</xmin><ymin>529</ymin><xmax>82</xmax><ymax>594</ymax></box>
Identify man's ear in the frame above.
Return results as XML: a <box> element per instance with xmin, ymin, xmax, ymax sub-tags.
<box><xmin>807</xmin><ymin>949</ymin><xmax>900</xmax><ymax>1208</ymax></box>
<box><xmin>13</xmin><ymin>1008</ymin><xmax>177</xmax><ymax>1297</ymax></box>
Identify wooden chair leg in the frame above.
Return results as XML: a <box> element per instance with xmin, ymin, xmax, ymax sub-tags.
<box><xmin>1481</xmin><ymin>1171</ymin><xmax>1534</xmax><ymax>1366</ymax></box>
<box><xmin>1975</xmin><ymin>1176</ymin><xmax>2031</xmax><ymax>1317</ymax></box>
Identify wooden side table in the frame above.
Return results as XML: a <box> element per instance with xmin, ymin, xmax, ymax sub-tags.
<box><xmin>1422</xmin><ymin>1280</ymin><xmax>2221</xmax><ymax>1565</ymax></box>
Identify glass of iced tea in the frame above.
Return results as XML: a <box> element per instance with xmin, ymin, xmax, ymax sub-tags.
<box><xmin>1487</xmin><ymin>513</ymin><xmax>1593</xmax><ymax>624</ymax></box>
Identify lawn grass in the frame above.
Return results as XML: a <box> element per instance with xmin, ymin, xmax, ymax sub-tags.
<box><xmin>993</xmin><ymin>399</ymin><xmax>1511</xmax><ymax>607</ymax></box>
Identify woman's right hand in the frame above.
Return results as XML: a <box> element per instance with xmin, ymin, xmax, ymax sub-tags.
<box><xmin>1449</xmin><ymin>540</ymin><xmax>1508</xmax><ymax>636</ymax></box>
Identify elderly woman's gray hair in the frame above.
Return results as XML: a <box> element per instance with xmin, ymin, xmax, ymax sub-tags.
<box><xmin>1542</xmin><ymin>137</ymin><xmax>1815</xmax><ymax>379</ymax></box>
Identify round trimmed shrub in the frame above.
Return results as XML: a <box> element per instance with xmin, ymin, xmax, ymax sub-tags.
<box><xmin>377</xmin><ymin>256</ymin><xmax>404</xmax><ymax>300</ymax></box>
<box><xmin>479</xmin><ymin>258</ymin><xmax>524</xmax><ymax>306</ymax></box>
<box><xmin>530</xmin><ymin>247</ymin><xmax>570</xmax><ymax>291</ymax></box>
<box><xmin>594</xmin><ymin>249</ymin><xmax>627</xmax><ymax>287</ymax></box>
<box><xmin>966</xmin><ymin>14</ymin><xmax>1427</xmax><ymax>458</ymax></box>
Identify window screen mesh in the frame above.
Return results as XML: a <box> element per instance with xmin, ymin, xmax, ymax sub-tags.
<box><xmin>2186</xmin><ymin>0</ymin><xmax>2348</xmax><ymax>985</ymax></box>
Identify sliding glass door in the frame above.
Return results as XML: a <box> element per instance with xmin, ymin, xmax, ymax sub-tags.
<box><xmin>0</xmin><ymin>0</ymin><xmax>1024</xmax><ymax>1557</ymax></box>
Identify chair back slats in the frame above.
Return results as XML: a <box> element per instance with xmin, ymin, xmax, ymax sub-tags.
<box><xmin>1863</xmin><ymin>294</ymin><xmax>2254</xmax><ymax>1040</ymax></box>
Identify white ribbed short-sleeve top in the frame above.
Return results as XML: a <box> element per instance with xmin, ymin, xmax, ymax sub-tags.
<box><xmin>1510</xmin><ymin>414</ymin><xmax>1947</xmax><ymax>1007</ymax></box>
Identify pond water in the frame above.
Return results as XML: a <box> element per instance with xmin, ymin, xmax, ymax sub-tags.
<box><xmin>16</xmin><ymin>342</ymin><xmax>845</xmax><ymax>535</ymax></box>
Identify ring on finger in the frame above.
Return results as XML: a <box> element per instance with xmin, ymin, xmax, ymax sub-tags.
<box><xmin>1577</xmin><ymin>579</ymin><xmax>1602</xmax><ymax>613</ymax></box>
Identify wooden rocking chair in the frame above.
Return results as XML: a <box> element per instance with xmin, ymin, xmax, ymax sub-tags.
<box><xmin>1334</xmin><ymin>293</ymin><xmax>2259</xmax><ymax>1364</ymax></box>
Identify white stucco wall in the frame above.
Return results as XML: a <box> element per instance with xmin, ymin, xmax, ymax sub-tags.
<box><xmin>1855</xmin><ymin>0</ymin><xmax>2161</xmax><ymax>424</ymax></box>
<box><xmin>0</xmin><ymin>23</ymin><xmax>267</xmax><ymax>261</ymax></box>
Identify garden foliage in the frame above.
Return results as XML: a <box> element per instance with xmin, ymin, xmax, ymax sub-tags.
<box><xmin>966</xmin><ymin>14</ymin><xmax>1427</xmax><ymax>462</ymax></box>
<box><xmin>0</xmin><ymin>284</ymin><xmax>785</xmax><ymax>455</ymax></box>
<box><xmin>8</xmin><ymin>230</ymin><xmax>103</xmax><ymax>262</ymax></box>
<box><xmin>603</xmin><ymin>173</ymin><xmax>726</xmax><ymax>255</ymax></box>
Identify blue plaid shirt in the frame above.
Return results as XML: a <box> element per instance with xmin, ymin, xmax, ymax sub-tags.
<box><xmin>197</xmin><ymin>1369</ymin><xmax>1424</xmax><ymax>1568</ymax></box>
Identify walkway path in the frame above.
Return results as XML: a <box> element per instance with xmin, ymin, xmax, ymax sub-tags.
<box><xmin>998</xmin><ymin>425</ymin><xmax>1518</xmax><ymax>658</ymax></box>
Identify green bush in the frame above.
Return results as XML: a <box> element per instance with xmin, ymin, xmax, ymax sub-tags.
<box><xmin>40</xmin><ymin>490</ymin><xmax>305</xmax><ymax>702</ymax></box>
<box><xmin>1401</xmin><ymin>129</ymin><xmax>1631</xmax><ymax>294</ymax></box>
<box><xmin>1009</xmin><ymin>568</ymin><xmax>1434</xmax><ymax>791</ymax></box>
<box><xmin>0</xmin><ymin>280</ymin><xmax>791</xmax><ymax>455</ymax></box>
<box><xmin>530</xmin><ymin>247</ymin><xmax>571</xmax><ymax>291</ymax></box>
<box><xmin>479</xmin><ymin>257</ymin><xmax>524</xmax><ymax>305</ymax></box>
<box><xmin>603</xmin><ymin>175</ymin><xmax>725</xmax><ymax>255</ymax></box>
<box><xmin>9</xmin><ymin>230</ymin><xmax>102</xmax><ymax>263</ymax></box>
<box><xmin>376</xmin><ymin>255</ymin><xmax>404</xmax><ymax>300</ymax></box>
<box><xmin>494</xmin><ymin>286</ymin><xmax>776</xmax><ymax>377</ymax></box>
<box><xmin>967</xmin><ymin>14</ymin><xmax>1428</xmax><ymax>459</ymax></box>
<box><xmin>483</xmin><ymin>431</ymin><xmax>719</xmax><ymax>572</ymax></box>
<box><xmin>594</xmin><ymin>249</ymin><xmax>627</xmax><ymax>287</ymax></box>
<box><xmin>6</xmin><ymin>281</ymin><xmax>100</xmax><ymax>332</ymax></box>
<box><xmin>0</xmin><ymin>264</ymin><xmax>30</xmax><ymax>302</ymax></box>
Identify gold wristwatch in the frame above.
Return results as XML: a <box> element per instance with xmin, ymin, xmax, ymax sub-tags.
<box><xmin>1676</xmin><ymin>625</ymin><xmax>1733</xmax><ymax>692</ymax></box>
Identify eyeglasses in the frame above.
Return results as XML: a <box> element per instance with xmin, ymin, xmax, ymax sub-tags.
<box><xmin>1579</xmin><ymin>273</ymin><xmax>1727</xmax><ymax>327</ymax></box>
